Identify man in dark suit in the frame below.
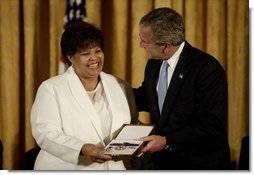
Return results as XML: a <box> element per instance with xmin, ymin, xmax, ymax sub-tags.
<box><xmin>132</xmin><ymin>7</ymin><xmax>231</xmax><ymax>170</ymax></box>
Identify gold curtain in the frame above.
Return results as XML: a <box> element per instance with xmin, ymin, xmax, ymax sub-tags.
<box><xmin>0</xmin><ymin>0</ymin><xmax>249</xmax><ymax>169</ymax></box>
<box><xmin>0</xmin><ymin>0</ymin><xmax>20</xmax><ymax>169</ymax></box>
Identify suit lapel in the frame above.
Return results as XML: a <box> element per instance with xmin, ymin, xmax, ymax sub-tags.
<box><xmin>157</xmin><ymin>42</ymin><xmax>193</xmax><ymax>131</ymax></box>
<box><xmin>147</xmin><ymin>60</ymin><xmax>162</xmax><ymax>123</ymax></box>
<box><xmin>100</xmin><ymin>72</ymin><xmax>131</xmax><ymax>141</ymax></box>
<box><xmin>65</xmin><ymin>67</ymin><xmax>105</xmax><ymax>143</ymax></box>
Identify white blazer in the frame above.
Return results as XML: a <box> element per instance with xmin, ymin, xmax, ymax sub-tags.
<box><xmin>30</xmin><ymin>67</ymin><xmax>138</xmax><ymax>170</ymax></box>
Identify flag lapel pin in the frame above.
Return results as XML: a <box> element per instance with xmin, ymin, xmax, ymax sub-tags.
<box><xmin>179</xmin><ymin>73</ymin><xmax>183</xmax><ymax>79</ymax></box>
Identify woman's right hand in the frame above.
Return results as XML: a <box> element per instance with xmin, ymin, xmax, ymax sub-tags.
<box><xmin>81</xmin><ymin>143</ymin><xmax>112</xmax><ymax>163</ymax></box>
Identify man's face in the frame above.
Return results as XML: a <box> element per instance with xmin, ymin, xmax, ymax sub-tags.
<box><xmin>139</xmin><ymin>26</ymin><xmax>164</xmax><ymax>59</ymax></box>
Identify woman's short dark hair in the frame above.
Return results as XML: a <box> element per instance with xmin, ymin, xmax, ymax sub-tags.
<box><xmin>61</xmin><ymin>21</ymin><xmax>104</xmax><ymax>66</ymax></box>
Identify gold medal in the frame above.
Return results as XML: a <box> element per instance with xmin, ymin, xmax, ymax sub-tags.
<box><xmin>114</xmin><ymin>145</ymin><xmax>126</xmax><ymax>150</ymax></box>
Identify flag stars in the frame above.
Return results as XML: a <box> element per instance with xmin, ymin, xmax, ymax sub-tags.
<box><xmin>76</xmin><ymin>0</ymin><xmax>82</xmax><ymax>5</ymax></box>
<box><xmin>69</xmin><ymin>9</ymin><xmax>74</xmax><ymax>20</ymax></box>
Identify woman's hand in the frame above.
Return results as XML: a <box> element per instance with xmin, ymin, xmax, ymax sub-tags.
<box><xmin>81</xmin><ymin>144</ymin><xmax>112</xmax><ymax>163</ymax></box>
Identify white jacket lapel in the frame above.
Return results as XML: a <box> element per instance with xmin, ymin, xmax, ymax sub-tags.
<box><xmin>100</xmin><ymin>72</ymin><xmax>131</xmax><ymax>141</ymax></box>
<box><xmin>65</xmin><ymin>67</ymin><xmax>104</xmax><ymax>143</ymax></box>
<box><xmin>65</xmin><ymin>67</ymin><xmax>131</xmax><ymax>145</ymax></box>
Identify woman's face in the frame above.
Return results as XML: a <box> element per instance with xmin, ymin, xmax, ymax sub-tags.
<box><xmin>71</xmin><ymin>45</ymin><xmax>104</xmax><ymax>80</ymax></box>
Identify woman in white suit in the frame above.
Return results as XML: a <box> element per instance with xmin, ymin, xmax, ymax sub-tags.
<box><xmin>30</xmin><ymin>21</ymin><xmax>138</xmax><ymax>170</ymax></box>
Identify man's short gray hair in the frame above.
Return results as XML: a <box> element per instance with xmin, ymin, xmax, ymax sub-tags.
<box><xmin>140</xmin><ymin>7</ymin><xmax>185</xmax><ymax>46</ymax></box>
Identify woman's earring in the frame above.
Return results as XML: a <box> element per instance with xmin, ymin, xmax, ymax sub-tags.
<box><xmin>68</xmin><ymin>56</ymin><xmax>72</xmax><ymax>63</ymax></box>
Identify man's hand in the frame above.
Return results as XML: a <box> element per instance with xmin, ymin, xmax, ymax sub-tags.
<box><xmin>140</xmin><ymin>135</ymin><xmax>167</xmax><ymax>153</ymax></box>
<box><xmin>81</xmin><ymin>144</ymin><xmax>112</xmax><ymax>163</ymax></box>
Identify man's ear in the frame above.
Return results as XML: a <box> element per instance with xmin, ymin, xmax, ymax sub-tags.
<box><xmin>164</xmin><ymin>43</ymin><xmax>171</xmax><ymax>50</ymax></box>
<box><xmin>163</xmin><ymin>43</ymin><xmax>171</xmax><ymax>53</ymax></box>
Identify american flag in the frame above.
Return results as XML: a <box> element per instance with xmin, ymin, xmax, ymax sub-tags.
<box><xmin>59</xmin><ymin>0</ymin><xmax>87</xmax><ymax>74</ymax></box>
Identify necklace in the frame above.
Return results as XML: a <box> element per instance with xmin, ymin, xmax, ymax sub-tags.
<box><xmin>87</xmin><ymin>81</ymin><xmax>103</xmax><ymax>103</ymax></box>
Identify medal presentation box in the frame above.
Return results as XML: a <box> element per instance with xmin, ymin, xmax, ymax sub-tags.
<box><xmin>104</xmin><ymin>124</ymin><xmax>154</xmax><ymax>156</ymax></box>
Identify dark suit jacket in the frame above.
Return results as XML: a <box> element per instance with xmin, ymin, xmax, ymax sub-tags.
<box><xmin>133</xmin><ymin>41</ymin><xmax>231</xmax><ymax>170</ymax></box>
